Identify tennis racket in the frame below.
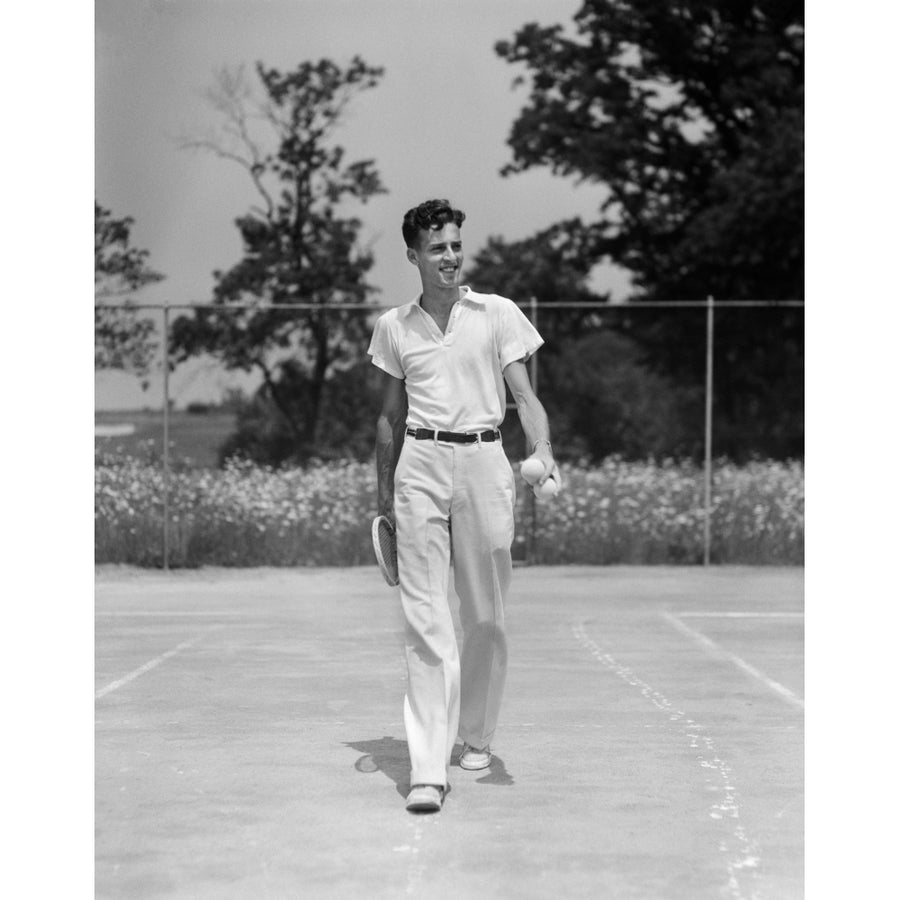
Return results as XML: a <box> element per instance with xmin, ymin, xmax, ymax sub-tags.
<box><xmin>371</xmin><ymin>515</ymin><xmax>399</xmax><ymax>586</ymax></box>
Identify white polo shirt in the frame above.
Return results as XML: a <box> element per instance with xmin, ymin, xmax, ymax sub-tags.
<box><xmin>367</xmin><ymin>286</ymin><xmax>544</xmax><ymax>432</ymax></box>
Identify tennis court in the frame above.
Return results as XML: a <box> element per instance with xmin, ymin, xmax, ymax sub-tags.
<box><xmin>95</xmin><ymin>565</ymin><xmax>803</xmax><ymax>899</ymax></box>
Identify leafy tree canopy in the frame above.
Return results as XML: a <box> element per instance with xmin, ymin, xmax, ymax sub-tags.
<box><xmin>496</xmin><ymin>0</ymin><xmax>803</xmax><ymax>301</ymax></box>
<box><xmin>169</xmin><ymin>57</ymin><xmax>386</xmax><ymax>462</ymax></box>
<box><xmin>95</xmin><ymin>203</ymin><xmax>165</xmax><ymax>384</ymax></box>
<box><xmin>492</xmin><ymin>1</ymin><xmax>804</xmax><ymax>459</ymax></box>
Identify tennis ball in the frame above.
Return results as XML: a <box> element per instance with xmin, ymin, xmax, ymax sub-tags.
<box><xmin>520</xmin><ymin>457</ymin><xmax>545</xmax><ymax>485</ymax></box>
<box><xmin>533</xmin><ymin>476</ymin><xmax>560</xmax><ymax>499</ymax></box>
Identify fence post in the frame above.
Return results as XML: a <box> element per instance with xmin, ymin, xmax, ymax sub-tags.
<box><xmin>703</xmin><ymin>295</ymin><xmax>714</xmax><ymax>566</ymax></box>
<box><xmin>162</xmin><ymin>305</ymin><xmax>170</xmax><ymax>571</ymax></box>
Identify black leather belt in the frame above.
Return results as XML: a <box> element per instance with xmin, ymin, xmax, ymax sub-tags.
<box><xmin>407</xmin><ymin>427</ymin><xmax>500</xmax><ymax>443</ymax></box>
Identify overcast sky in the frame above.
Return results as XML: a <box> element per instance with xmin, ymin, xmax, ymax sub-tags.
<box><xmin>95</xmin><ymin>0</ymin><xmax>628</xmax><ymax>409</ymax></box>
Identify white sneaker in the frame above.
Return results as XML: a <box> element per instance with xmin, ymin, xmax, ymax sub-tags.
<box><xmin>459</xmin><ymin>744</ymin><xmax>492</xmax><ymax>770</ymax></box>
<box><xmin>405</xmin><ymin>784</ymin><xmax>445</xmax><ymax>812</ymax></box>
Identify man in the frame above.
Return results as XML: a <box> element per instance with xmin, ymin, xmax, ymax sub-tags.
<box><xmin>367</xmin><ymin>199</ymin><xmax>559</xmax><ymax>813</ymax></box>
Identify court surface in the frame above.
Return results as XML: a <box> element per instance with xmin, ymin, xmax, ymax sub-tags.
<box><xmin>96</xmin><ymin>565</ymin><xmax>803</xmax><ymax>900</ymax></box>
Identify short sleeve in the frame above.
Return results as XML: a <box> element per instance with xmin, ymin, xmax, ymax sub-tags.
<box><xmin>496</xmin><ymin>298</ymin><xmax>544</xmax><ymax>370</ymax></box>
<box><xmin>367</xmin><ymin>312</ymin><xmax>405</xmax><ymax>379</ymax></box>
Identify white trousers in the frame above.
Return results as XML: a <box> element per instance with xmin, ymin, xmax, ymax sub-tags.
<box><xmin>394</xmin><ymin>435</ymin><xmax>516</xmax><ymax>787</ymax></box>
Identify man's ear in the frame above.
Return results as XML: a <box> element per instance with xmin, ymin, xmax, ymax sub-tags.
<box><xmin>406</xmin><ymin>248</ymin><xmax>418</xmax><ymax>266</ymax></box>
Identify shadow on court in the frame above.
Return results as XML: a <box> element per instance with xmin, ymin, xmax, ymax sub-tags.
<box><xmin>96</xmin><ymin>565</ymin><xmax>803</xmax><ymax>900</ymax></box>
<box><xmin>344</xmin><ymin>737</ymin><xmax>516</xmax><ymax>799</ymax></box>
<box><xmin>345</xmin><ymin>736</ymin><xmax>409</xmax><ymax>797</ymax></box>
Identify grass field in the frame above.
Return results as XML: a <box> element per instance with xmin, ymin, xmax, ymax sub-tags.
<box><xmin>95</xmin><ymin>409</ymin><xmax>236</xmax><ymax>469</ymax></box>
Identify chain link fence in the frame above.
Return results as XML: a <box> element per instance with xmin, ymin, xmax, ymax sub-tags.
<box><xmin>95</xmin><ymin>298</ymin><xmax>804</xmax><ymax>569</ymax></box>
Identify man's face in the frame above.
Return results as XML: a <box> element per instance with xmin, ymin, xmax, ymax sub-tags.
<box><xmin>407</xmin><ymin>223</ymin><xmax>463</xmax><ymax>290</ymax></box>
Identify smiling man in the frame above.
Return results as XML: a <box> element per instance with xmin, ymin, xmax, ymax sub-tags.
<box><xmin>368</xmin><ymin>198</ymin><xmax>559</xmax><ymax>812</ymax></box>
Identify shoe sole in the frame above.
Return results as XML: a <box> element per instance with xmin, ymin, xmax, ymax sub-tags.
<box><xmin>406</xmin><ymin>798</ymin><xmax>442</xmax><ymax>812</ymax></box>
<box><xmin>459</xmin><ymin>757</ymin><xmax>491</xmax><ymax>771</ymax></box>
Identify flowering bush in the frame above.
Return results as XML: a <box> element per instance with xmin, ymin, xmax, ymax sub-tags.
<box><xmin>95</xmin><ymin>454</ymin><xmax>803</xmax><ymax>567</ymax></box>
<box><xmin>520</xmin><ymin>457</ymin><xmax>803</xmax><ymax>565</ymax></box>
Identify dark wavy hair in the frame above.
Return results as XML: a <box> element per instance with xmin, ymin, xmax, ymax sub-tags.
<box><xmin>402</xmin><ymin>199</ymin><xmax>466</xmax><ymax>248</ymax></box>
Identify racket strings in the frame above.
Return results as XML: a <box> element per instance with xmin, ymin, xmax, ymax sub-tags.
<box><xmin>377</xmin><ymin>522</ymin><xmax>397</xmax><ymax>569</ymax></box>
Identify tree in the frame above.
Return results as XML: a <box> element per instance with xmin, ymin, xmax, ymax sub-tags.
<box><xmin>95</xmin><ymin>203</ymin><xmax>165</xmax><ymax>386</ymax></box>
<box><xmin>468</xmin><ymin>218</ymin><xmax>607</xmax><ymax>335</ymax></box>
<box><xmin>217</xmin><ymin>359</ymin><xmax>381</xmax><ymax>466</ymax></box>
<box><xmin>169</xmin><ymin>57</ymin><xmax>386</xmax><ymax>464</ymax></box>
<box><xmin>495</xmin><ymin>0</ymin><xmax>804</xmax><ymax>459</ymax></box>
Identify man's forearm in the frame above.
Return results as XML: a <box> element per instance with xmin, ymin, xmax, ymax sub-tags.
<box><xmin>516</xmin><ymin>395</ymin><xmax>553</xmax><ymax>464</ymax></box>
<box><xmin>375</xmin><ymin>412</ymin><xmax>406</xmax><ymax>516</ymax></box>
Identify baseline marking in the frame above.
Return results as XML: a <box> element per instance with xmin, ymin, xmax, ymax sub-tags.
<box><xmin>95</xmin><ymin>625</ymin><xmax>223</xmax><ymax>700</ymax></box>
<box><xmin>661</xmin><ymin>613</ymin><xmax>803</xmax><ymax>711</ymax></box>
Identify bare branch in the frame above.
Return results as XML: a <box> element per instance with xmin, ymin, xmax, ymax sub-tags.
<box><xmin>176</xmin><ymin>65</ymin><xmax>277</xmax><ymax>220</ymax></box>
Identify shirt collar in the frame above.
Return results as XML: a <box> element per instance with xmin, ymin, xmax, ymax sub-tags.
<box><xmin>402</xmin><ymin>286</ymin><xmax>482</xmax><ymax>317</ymax></box>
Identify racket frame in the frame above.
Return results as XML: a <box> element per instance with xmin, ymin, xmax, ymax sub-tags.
<box><xmin>371</xmin><ymin>515</ymin><xmax>399</xmax><ymax>586</ymax></box>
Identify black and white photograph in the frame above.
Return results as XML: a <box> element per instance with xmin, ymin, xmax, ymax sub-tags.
<box><xmin>86</xmin><ymin>1</ymin><xmax>837</xmax><ymax>897</ymax></box>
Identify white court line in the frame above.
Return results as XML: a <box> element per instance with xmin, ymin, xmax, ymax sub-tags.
<box><xmin>675</xmin><ymin>611</ymin><xmax>803</xmax><ymax>619</ymax></box>
<box><xmin>661</xmin><ymin>613</ymin><xmax>803</xmax><ymax>711</ymax></box>
<box><xmin>96</xmin><ymin>611</ymin><xmax>246</xmax><ymax>617</ymax></box>
<box><xmin>572</xmin><ymin>621</ymin><xmax>761</xmax><ymax>900</ymax></box>
<box><xmin>95</xmin><ymin>626</ymin><xmax>223</xmax><ymax>699</ymax></box>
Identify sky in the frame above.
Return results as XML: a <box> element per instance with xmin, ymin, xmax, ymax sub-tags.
<box><xmin>95</xmin><ymin>0</ymin><xmax>629</xmax><ymax>410</ymax></box>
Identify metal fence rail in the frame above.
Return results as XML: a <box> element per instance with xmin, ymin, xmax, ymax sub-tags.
<box><xmin>96</xmin><ymin>298</ymin><xmax>803</xmax><ymax>569</ymax></box>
